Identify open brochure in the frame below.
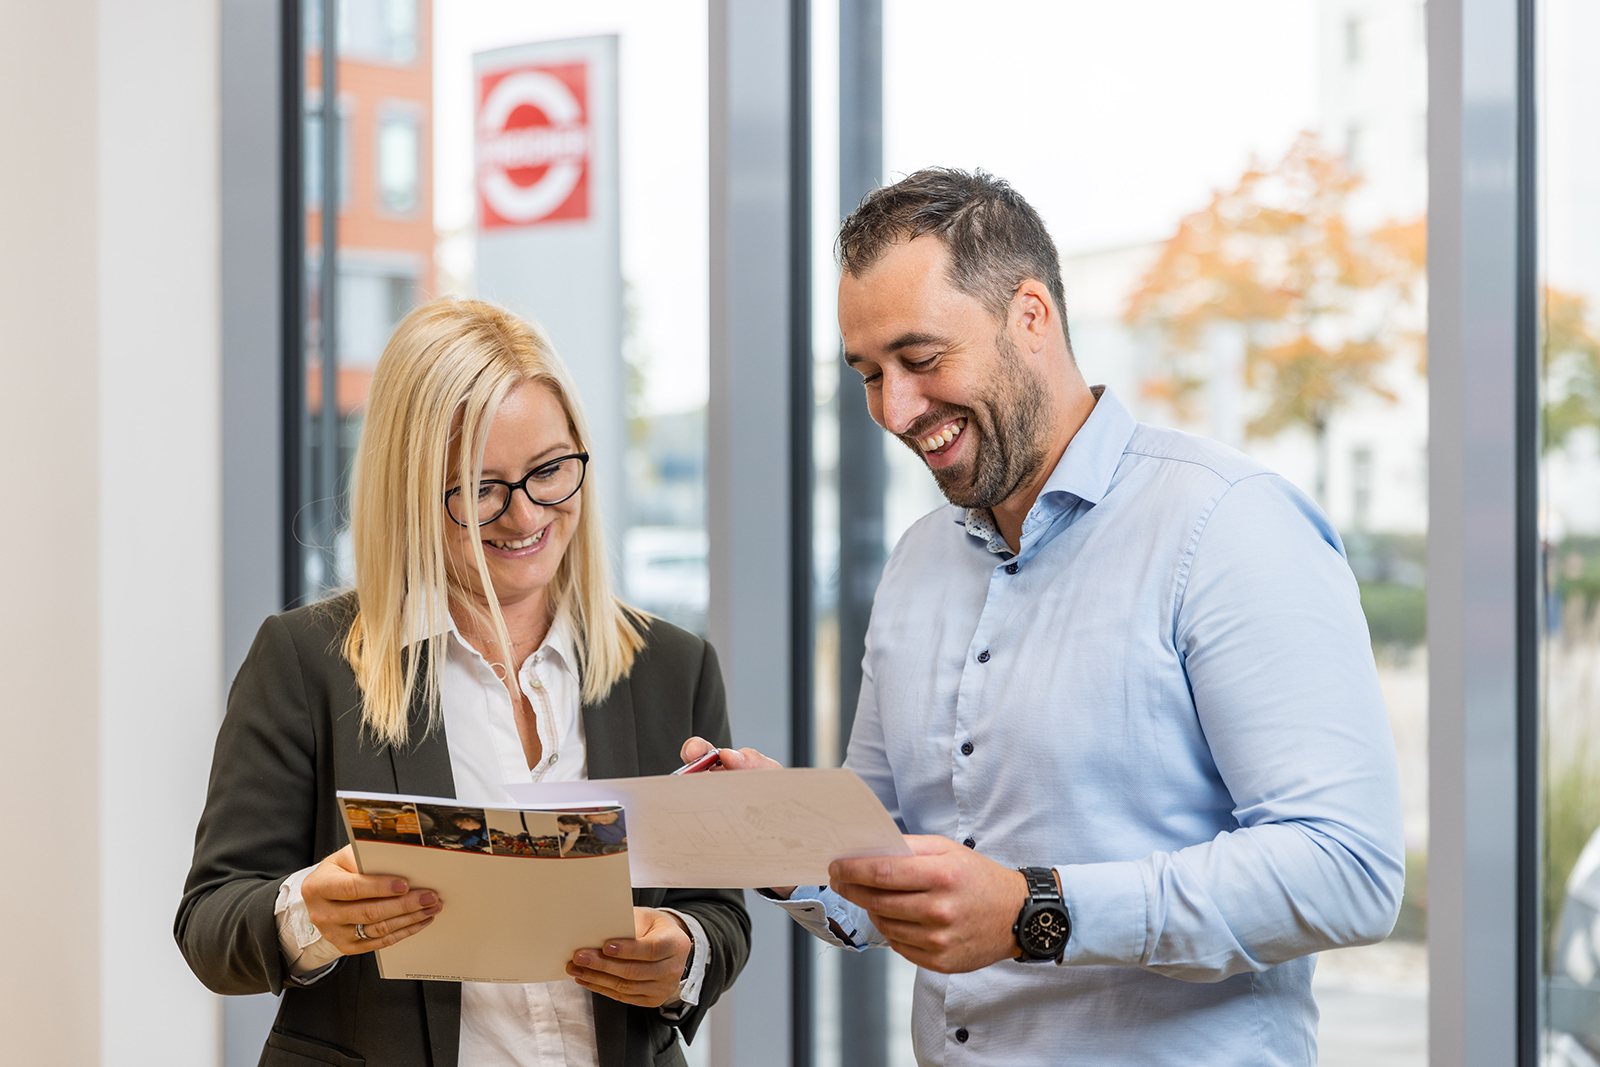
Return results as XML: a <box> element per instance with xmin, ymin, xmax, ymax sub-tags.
<box><xmin>337</xmin><ymin>791</ymin><xmax>636</xmax><ymax>983</ymax></box>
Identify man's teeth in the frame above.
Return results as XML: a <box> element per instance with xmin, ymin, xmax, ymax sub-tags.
<box><xmin>919</xmin><ymin>419</ymin><xmax>966</xmax><ymax>453</ymax></box>
<box><xmin>488</xmin><ymin>530</ymin><xmax>544</xmax><ymax>550</ymax></box>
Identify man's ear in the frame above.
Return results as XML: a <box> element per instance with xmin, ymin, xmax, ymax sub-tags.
<box><xmin>1012</xmin><ymin>280</ymin><xmax>1055</xmax><ymax>354</ymax></box>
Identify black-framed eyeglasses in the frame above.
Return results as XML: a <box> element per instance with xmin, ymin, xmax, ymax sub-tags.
<box><xmin>443</xmin><ymin>452</ymin><xmax>589</xmax><ymax>528</ymax></box>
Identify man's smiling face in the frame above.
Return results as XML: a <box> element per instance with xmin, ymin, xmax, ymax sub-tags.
<box><xmin>839</xmin><ymin>235</ymin><xmax>1052</xmax><ymax>511</ymax></box>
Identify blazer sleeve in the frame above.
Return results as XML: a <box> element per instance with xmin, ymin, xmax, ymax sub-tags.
<box><xmin>656</xmin><ymin>640</ymin><xmax>750</xmax><ymax>1042</ymax></box>
<box><xmin>174</xmin><ymin>613</ymin><xmax>327</xmax><ymax>996</ymax></box>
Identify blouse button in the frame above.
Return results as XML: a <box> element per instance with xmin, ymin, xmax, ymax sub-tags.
<box><xmin>549</xmin><ymin>752</ymin><xmax>559</xmax><ymax>764</ymax></box>
<box><xmin>530</xmin><ymin>676</ymin><xmax>543</xmax><ymax>689</ymax></box>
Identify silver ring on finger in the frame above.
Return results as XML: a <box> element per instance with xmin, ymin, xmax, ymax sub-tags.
<box><xmin>354</xmin><ymin>923</ymin><xmax>371</xmax><ymax>941</ymax></box>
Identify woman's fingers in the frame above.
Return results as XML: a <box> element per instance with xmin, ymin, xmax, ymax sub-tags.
<box><xmin>679</xmin><ymin>736</ymin><xmax>716</xmax><ymax>763</ymax></box>
<box><xmin>342</xmin><ymin>903</ymin><xmax>442</xmax><ymax>953</ymax></box>
<box><xmin>566</xmin><ymin>907</ymin><xmax>688</xmax><ymax>1007</ymax></box>
<box><xmin>301</xmin><ymin>846</ymin><xmax>442</xmax><ymax>952</ymax></box>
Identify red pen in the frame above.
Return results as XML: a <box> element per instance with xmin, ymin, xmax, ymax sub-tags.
<box><xmin>672</xmin><ymin>750</ymin><xmax>724</xmax><ymax>775</ymax></box>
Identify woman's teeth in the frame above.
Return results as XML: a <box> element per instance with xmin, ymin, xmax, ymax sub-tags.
<box><xmin>487</xmin><ymin>530</ymin><xmax>544</xmax><ymax>551</ymax></box>
<box><xmin>919</xmin><ymin>419</ymin><xmax>966</xmax><ymax>453</ymax></box>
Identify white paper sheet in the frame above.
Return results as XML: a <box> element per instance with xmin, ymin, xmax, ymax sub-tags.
<box><xmin>503</xmin><ymin>768</ymin><xmax>912</xmax><ymax>888</ymax></box>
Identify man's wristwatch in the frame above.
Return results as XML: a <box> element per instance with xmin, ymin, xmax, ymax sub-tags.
<box><xmin>1013</xmin><ymin>866</ymin><xmax>1071</xmax><ymax>962</ymax></box>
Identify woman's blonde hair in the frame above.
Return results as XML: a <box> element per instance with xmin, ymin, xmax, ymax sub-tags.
<box><xmin>342</xmin><ymin>297</ymin><xmax>645</xmax><ymax>747</ymax></box>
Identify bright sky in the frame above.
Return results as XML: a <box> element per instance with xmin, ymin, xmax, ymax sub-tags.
<box><xmin>435</xmin><ymin>0</ymin><xmax>1320</xmax><ymax>416</ymax></box>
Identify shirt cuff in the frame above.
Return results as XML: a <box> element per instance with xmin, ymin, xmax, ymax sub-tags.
<box><xmin>1054</xmin><ymin>860</ymin><xmax>1149</xmax><ymax>967</ymax></box>
<box><xmin>274</xmin><ymin>865</ymin><xmax>344</xmax><ymax>982</ymax></box>
<box><xmin>656</xmin><ymin>915</ymin><xmax>713</xmax><ymax>1017</ymax></box>
<box><xmin>765</xmin><ymin>886</ymin><xmax>883</xmax><ymax>951</ymax></box>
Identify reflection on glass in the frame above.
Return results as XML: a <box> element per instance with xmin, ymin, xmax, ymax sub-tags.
<box><xmin>299</xmin><ymin>0</ymin><xmax>435</xmax><ymax>598</ymax></box>
<box><xmin>1539</xmin><ymin>2</ymin><xmax>1600</xmax><ymax>1062</ymax></box>
<box><xmin>824</xmin><ymin>1</ymin><xmax>1430</xmax><ymax>1063</ymax></box>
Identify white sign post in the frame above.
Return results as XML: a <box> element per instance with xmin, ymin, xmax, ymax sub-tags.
<box><xmin>474</xmin><ymin>36</ymin><xmax>625</xmax><ymax>576</ymax></box>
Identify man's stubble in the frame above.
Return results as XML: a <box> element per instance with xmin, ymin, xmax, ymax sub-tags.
<box><xmin>898</xmin><ymin>333</ymin><xmax>1054</xmax><ymax>512</ymax></box>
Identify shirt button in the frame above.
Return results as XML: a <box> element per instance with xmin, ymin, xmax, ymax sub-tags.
<box><xmin>977</xmin><ymin>650</ymin><xmax>990</xmax><ymax>663</ymax></box>
<box><xmin>1005</xmin><ymin>562</ymin><xmax>1019</xmax><ymax>575</ymax></box>
<box><xmin>960</xmin><ymin>741</ymin><xmax>974</xmax><ymax>756</ymax></box>
<box><xmin>549</xmin><ymin>753</ymin><xmax>559</xmax><ymax>764</ymax></box>
<box><xmin>530</xmin><ymin>677</ymin><xmax>543</xmax><ymax>689</ymax></box>
<box><xmin>963</xmin><ymin>837</ymin><xmax>976</xmax><ymax>849</ymax></box>
<box><xmin>955</xmin><ymin>1028</ymin><xmax>970</xmax><ymax>1044</ymax></box>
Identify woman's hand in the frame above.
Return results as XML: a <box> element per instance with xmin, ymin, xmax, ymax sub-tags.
<box><xmin>678</xmin><ymin>738</ymin><xmax>796</xmax><ymax>898</ymax></box>
<box><xmin>300</xmin><ymin>844</ymin><xmax>442</xmax><ymax>955</ymax></box>
<box><xmin>679</xmin><ymin>736</ymin><xmax>784</xmax><ymax>771</ymax></box>
<box><xmin>567</xmin><ymin>907</ymin><xmax>693</xmax><ymax>1008</ymax></box>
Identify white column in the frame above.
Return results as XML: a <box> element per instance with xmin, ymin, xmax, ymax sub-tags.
<box><xmin>0</xmin><ymin>1</ymin><xmax>225</xmax><ymax>1063</ymax></box>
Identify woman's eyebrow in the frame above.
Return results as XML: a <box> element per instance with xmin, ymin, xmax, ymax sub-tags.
<box><xmin>480</xmin><ymin>443</ymin><xmax>575</xmax><ymax>478</ymax></box>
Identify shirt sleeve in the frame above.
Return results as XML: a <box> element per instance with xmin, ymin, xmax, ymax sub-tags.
<box><xmin>1055</xmin><ymin>473</ymin><xmax>1406</xmax><ymax>981</ymax></box>
<box><xmin>655</xmin><ymin>907</ymin><xmax>712</xmax><ymax>1018</ymax></box>
<box><xmin>273</xmin><ymin>865</ymin><xmax>343</xmax><ymax>982</ymax></box>
<box><xmin>761</xmin><ymin>886</ymin><xmax>888</xmax><ymax>951</ymax></box>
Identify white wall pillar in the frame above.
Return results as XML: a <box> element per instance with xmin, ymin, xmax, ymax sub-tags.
<box><xmin>0</xmin><ymin>1</ymin><xmax>224</xmax><ymax>1062</ymax></box>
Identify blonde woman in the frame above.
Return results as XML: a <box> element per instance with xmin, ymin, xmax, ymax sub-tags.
<box><xmin>177</xmin><ymin>299</ymin><xmax>748</xmax><ymax>1067</ymax></box>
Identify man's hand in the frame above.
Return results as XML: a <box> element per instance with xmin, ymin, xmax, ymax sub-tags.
<box><xmin>829</xmin><ymin>835</ymin><xmax>1032</xmax><ymax>973</ymax></box>
<box><xmin>568</xmin><ymin>907</ymin><xmax>693</xmax><ymax>1008</ymax></box>
<box><xmin>679</xmin><ymin>735</ymin><xmax>784</xmax><ymax>771</ymax></box>
<box><xmin>300</xmin><ymin>844</ymin><xmax>441</xmax><ymax>955</ymax></box>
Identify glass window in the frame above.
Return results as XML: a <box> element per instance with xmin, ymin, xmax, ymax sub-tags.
<box><xmin>307</xmin><ymin>0</ymin><xmax>417</xmax><ymax>63</ymax></box>
<box><xmin>1539</xmin><ymin>1</ymin><xmax>1600</xmax><ymax>1062</ymax></box>
<box><xmin>304</xmin><ymin>94</ymin><xmax>352</xmax><ymax>209</ymax></box>
<box><xmin>292</xmin><ymin>0</ymin><xmax>710</xmax><ymax>627</ymax></box>
<box><xmin>805</xmin><ymin>2</ymin><xmax>1429</xmax><ymax>1063</ymax></box>
<box><xmin>377</xmin><ymin>108</ymin><xmax>420</xmax><ymax>214</ymax></box>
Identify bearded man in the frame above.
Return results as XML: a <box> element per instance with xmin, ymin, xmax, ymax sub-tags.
<box><xmin>687</xmin><ymin>168</ymin><xmax>1404</xmax><ymax>1066</ymax></box>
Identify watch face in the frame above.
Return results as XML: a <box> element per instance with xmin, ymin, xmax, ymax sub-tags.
<box><xmin>1022</xmin><ymin>906</ymin><xmax>1069</xmax><ymax>956</ymax></box>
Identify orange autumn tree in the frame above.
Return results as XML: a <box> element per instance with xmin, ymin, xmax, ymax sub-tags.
<box><xmin>1125</xmin><ymin>131</ymin><xmax>1426</xmax><ymax>505</ymax></box>
<box><xmin>1544</xmin><ymin>286</ymin><xmax>1600</xmax><ymax>453</ymax></box>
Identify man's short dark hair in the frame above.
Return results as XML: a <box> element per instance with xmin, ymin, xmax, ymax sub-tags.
<box><xmin>838</xmin><ymin>168</ymin><xmax>1071</xmax><ymax>351</ymax></box>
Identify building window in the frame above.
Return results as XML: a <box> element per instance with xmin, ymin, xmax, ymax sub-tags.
<box><xmin>377</xmin><ymin>109</ymin><xmax>420</xmax><ymax>215</ymax></box>
<box><xmin>306</xmin><ymin>0</ymin><xmax>417</xmax><ymax>64</ymax></box>
<box><xmin>305</xmin><ymin>94</ymin><xmax>352</xmax><ymax>210</ymax></box>
<box><xmin>1352</xmin><ymin>445</ymin><xmax>1374</xmax><ymax>530</ymax></box>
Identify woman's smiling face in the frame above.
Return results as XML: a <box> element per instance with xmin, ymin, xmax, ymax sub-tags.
<box><xmin>444</xmin><ymin>379</ymin><xmax>581</xmax><ymax>613</ymax></box>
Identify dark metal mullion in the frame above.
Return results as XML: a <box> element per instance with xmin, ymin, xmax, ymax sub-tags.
<box><xmin>837</xmin><ymin>2</ymin><xmax>890</xmax><ymax>1065</ymax></box>
<box><xmin>318</xmin><ymin>0</ymin><xmax>341</xmax><ymax>589</ymax></box>
<box><xmin>1515</xmin><ymin>0</ymin><xmax>1541</xmax><ymax>1060</ymax></box>
<box><xmin>789</xmin><ymin>2</ymin><xmax>814</xmax><ymax>1065</ymax></box>
<box><xmin>281</xmin><ymin>0</ymin><xmax>305</xmax><ymax>609</ymax></box>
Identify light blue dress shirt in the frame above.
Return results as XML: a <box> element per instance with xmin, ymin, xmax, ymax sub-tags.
<box><xmin>772</xmin><ymin>387</ymin><xmax>1404</xmax><ymax>1066</ymax></box>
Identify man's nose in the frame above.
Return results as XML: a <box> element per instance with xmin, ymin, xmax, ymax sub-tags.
<box><xmin>876</xmin><ymin>371</ymin><xmax>926</xmax><ymax>436</ymax></box>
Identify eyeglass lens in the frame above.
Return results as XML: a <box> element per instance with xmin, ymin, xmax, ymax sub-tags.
<box><xmin>447</xmin><ymin>456</ymin><xmax>585</xmax><ymax>526</ymax></box>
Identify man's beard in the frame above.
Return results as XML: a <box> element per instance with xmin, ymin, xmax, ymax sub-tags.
<box><xmin>899</xmin><ymin>335</ymin><xmax>1053</xmax><ymax>510</ymax></box>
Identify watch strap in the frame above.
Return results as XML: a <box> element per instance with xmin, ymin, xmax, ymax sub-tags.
<box><xmin>1019</xmin><ymin>866</ymin><xmax>1061</xmax><ymax>902</ymax></box>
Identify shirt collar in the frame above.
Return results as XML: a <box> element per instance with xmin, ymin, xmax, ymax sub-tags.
<box><xmin>405</xmin><ymin>600</ymin><xmax>575</xmax><ymax>672</ymax></box>
<box><xmin>960</xmin><ymin>385</ymin><xmax>1137</xmax><ymax>554</ymax></box>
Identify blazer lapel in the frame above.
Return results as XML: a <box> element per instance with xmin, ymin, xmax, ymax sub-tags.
<box><xmin>386</xmin><ymin>646</ymin><xmax>462</xmax><ymax>1067</ymax></box>
<box><xmin>585</xmin><ymin>676</ymin><xmax>640</xmax><ymax>1067</ymax></box>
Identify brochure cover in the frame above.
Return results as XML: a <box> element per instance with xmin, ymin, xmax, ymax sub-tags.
<box><xmin>337</xmin><ymin>791</ymin><xmax>636</xmax><ymax>983</ymax></box>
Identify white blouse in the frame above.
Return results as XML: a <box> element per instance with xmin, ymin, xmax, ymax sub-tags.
<box><xmin>273</xmin><ymin>615</ymin><xmax>707</xmax><ymax>1066</ymax></box>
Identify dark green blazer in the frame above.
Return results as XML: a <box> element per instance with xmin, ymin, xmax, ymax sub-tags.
<box><xmin>176</xmin><ymin>594</ymin><xmax>749</xmax><ymax>1067</ymax></box>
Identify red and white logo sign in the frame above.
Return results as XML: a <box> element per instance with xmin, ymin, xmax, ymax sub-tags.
<box><xmin>477</xmin><ymin>61</ymin><xmax>590</xmax><ymax>228</ymax></box>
